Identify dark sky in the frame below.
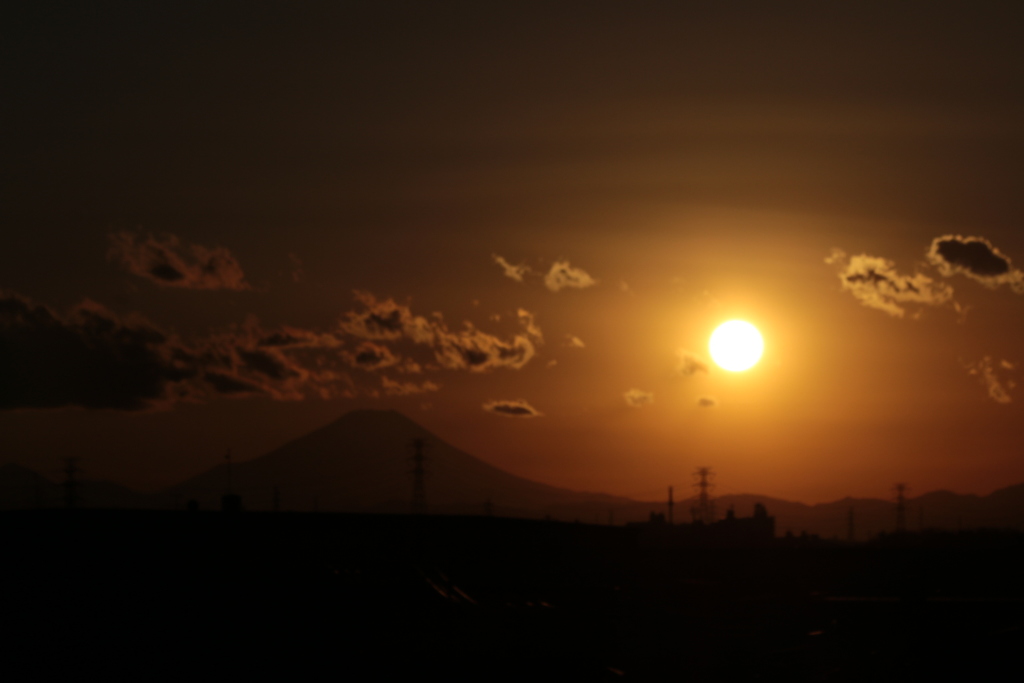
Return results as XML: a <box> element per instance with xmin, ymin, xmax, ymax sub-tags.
<box><xmin>4</xmin><ymin>1</ymin><xmax>1024</xmax><ymax>502</ymax></box>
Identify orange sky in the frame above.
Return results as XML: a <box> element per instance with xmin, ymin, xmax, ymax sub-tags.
<box><xmin>4</xmin><ymin>3</ymin><xmax>1024</xmax><ymax>503</ymax></box>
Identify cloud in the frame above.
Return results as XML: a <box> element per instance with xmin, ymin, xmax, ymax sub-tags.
<box><xmin>697</xmin><ymin>396</ymin><xmax>718</xmax><ymax>408</ymax></box>
<box><xmin>676</xmin><ymin>349</ymin><xmax>709</xmax><ymax>376</ymax></box>
<box><xmin>0</xmin><ymin>288</ymin><xmax>374</xmax><ymax>410</ymax></box>
<box><xmin>565</xmin><ymin>335</ymin><xmax>585</xmax><ymax>348</ymax></box>
<box><xmin>927</xmin><ymin>235</ymin><xmax>1024</xmax><ymax>293</ymax></box>
<box><xmin>339</xmin><ymin>291</ymin><xmax>536</xmax><ymax>373</ymax></box>
<box><xmin>492</xmin><ymin>254</ymin><xmax>532</xmax><ymax>282</ymax></box>
<box><xmin>338</xmin><ymin>291</ymin><xmax>435</xmax><ymax>343</ymax></box>
<box><xmin>380</xmin><ymin>376</ymin><xmax>440</xmax><ymax>396</ymax></box>
<box><xmin>483</xmin><ymin>399</ymin><xmax>542</xmax><ymax>418</ymax></box>
<box><xmin>829</xmin><ymin>250</ymin><xmax>954</xmax><ymax>317</ymax></box>
<box><xmin>624</xmin><ymin>389</ymin><xmax>654</xmax><ymax>407</ymax></box>
<box><xmin>517</xmin><ymin>308</ymin><xmax>543</xmax><ymax>342</ymax></box>
<box><xmin>967</xmin><ymin>356</ymin><xmax>1014</xmax><ymax>404</ymax></box>
<box><xmin>343</xmin><ymin>341</ymin><xmax>401</xmax><ymax>371</ymax></box>
<box><xmin>108</xmin><ymin>232</ymin><xmax>250</xmax><ymax>291</ymax></box>
<box><xmin>544</xmin><ymin>260</ymin><xmax>597</xmax><ymax>292</ymax></box>
<box><xmin>433</xmin><ymin>325</ymin><xmax>536</xmax><ymax>372</ymax></box>
<box><xmin>0</xmin><ymin>292</ymin><xmax>198</xmax><ymax>410</ymax></box>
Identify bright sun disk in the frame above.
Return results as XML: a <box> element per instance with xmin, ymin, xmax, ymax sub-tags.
<box><xmin>709</xmin><ymin>320</ymin><xmax>764</xmax><ymax>372</ymax></box>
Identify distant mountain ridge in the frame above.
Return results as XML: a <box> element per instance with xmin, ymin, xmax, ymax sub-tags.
<box><xmin>4</xmin><ymin>409</ymin><xmax>1024</xmax><ymax>538</ymax></box>
<box><xmin>165</xmin><ymin>409</ymin><xmax>635</xmax><ymax>517</ymax></box>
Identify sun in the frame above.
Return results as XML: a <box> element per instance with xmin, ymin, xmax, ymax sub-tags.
<box><xmin>709</xmin><ymin>320</ymin><xmax>764</xmax><ymax>372</ymax></box>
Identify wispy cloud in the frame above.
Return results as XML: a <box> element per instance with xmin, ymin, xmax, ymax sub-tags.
<box><xmin>483</xmin><ymin>399</ymin><xmax>542</xmax><ymax>418</ymax></box>
<box><xmin>544</xmin><ymin>260</ymin><xmax>597</xmax><ymax>292</ymax></box>
<box><xmin>565</xmin><ymin>334</ymin><xmax>586</xmax><ymax>348</ymax></box>
<box><xmin>828</xmin><ymin>249</ymin><xmax>953</xmax><ymax>317</ymax></box>
<box><xmin>108</xmin><ymin>232</ymin><xmax>250</xmax><ymax>291</ymax></box>
<box><xmin>967</xmin><ymin>356</ymin><xmax>1015</xmax><ymax>404</ymax></box>
<box><xmin>517</xmin><ymin>308</ymin><xmax>543</xmax><ymax>342</ymax></box>
<box><xmin>677</xmin><ymin>349</ymin><xmax>710</xmax><ymax>376</ymax></box>
<box><xmin>697</xmin><ymin>396</ymin><xmax>718</xmax><ymax>408</ymax></box>
<box><xmin>927</xmin><ymin>235</ymin><xmax>1024</xmax><ymax>293</ymax></box>
<box><xmin>624</xmin><ymin>389</ymin><xmax>654</xmax><ymax>407</ymax></box>
<box><xmin>380</xmin><ymin>376</ymin><xmax>440</xmax><ymax>396</ymax></box>
<box><xmin>492</xmin><ymin>254</ymin><xmax>532</xmax><ymax>282</ymax></box>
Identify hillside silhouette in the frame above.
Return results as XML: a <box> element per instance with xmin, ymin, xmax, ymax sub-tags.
<box><xmin>166</xmin><ymin>409</ymin><xmax>633</xmax><ymax>516</ymax></box>
<box><xmin>5</xmin><ymin>409</ymin><xmax>1024</xmax><ymax>537</ymax></box>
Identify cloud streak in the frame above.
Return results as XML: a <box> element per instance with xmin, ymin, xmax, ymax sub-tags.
<box><xmin>828</xmin><ymin>249</ymin><xmax>953</xmax><ymax>317</ymax></box>
<box><xmin>108</xmin><ymin>232</ymin><xmax>249</xmax><ymax>291</ymax></box>
<box><xmin>624</xmin><ymin>389</ymin><xmax>654</xmax><ymax>407</ymax></box>
<box><xmin>492</xmin><ymin>254</ymin><xmax>532</xmax><ymax>282</ymax></box>
<box><xmin>483</xmin><ymin>399</ymin><xmax>542</xmax><ymax>418</ymax></box>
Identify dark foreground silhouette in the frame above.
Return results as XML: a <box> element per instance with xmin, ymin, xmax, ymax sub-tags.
<box><xmin>3</xmin><ymin>510</ymin><xmax>1023</xmax><ymax>681</ymax></box>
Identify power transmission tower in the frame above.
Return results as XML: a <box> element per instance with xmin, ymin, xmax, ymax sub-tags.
<box><xmin>894</xmin><ymin>483</ymin><xmax>909</xmax><ymax>533</ymax></box>
<box><xmin>411</xmin><ymin>438</ymin><xmax>428</xmax><ymax>514</ymax></box>
<box><xmin>63</xmin><ymin>458</ymin><xmax>81</xmax><ymax>510</ymax></box>
<box><xmin>691</xmin><ymin>467</ymin><xmax>715</xmax><ymax>524</ymax></box>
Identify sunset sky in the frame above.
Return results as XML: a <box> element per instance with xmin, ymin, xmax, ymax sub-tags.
<box><xmin>5</xmin><ymin>2</ymin><xmax>1024</xmax><ymax>503</ymax></box>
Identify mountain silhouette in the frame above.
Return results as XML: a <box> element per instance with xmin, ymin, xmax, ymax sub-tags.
<box><xmin>165</xmin><ymin>409</ymin><xmax>632</xmax><ymax>516</ymax></box>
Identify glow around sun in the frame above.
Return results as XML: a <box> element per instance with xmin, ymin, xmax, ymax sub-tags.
<box><xmin>709</xmin><ymin>320</ymin><xmax>764</xmax><ymax>372</ymax></box>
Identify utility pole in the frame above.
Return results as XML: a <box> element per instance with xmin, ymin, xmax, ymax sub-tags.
<box><xmin>668</xmin><ymin>486</ymin><xmax>674</xmax><ymax>525</ymax></box>
<box><xmin>894</xmin><ymin>483</ymin><xmax>909</xmax><ymax>533</ymax></box>
<box><xmin>63</xmin><ymin>458</ymin><xmax>80</xmax><ymax>510</ymax></box>
<box><xmin>411</xmin><ymin>438</ymin><xmax>427</xmax><ymax>514</ymax></box>
<box><xmin>691</xmin><ymin>467</ymin><xmax>715</xmax><ymax>524</ymax></box>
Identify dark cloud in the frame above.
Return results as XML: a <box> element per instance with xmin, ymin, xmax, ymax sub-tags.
<box><xmin>338</xmin><ymin>291</ymin><xmax>435</xmax><ymax>343</ymax></box>
<box><xmin>203</xmin><ymin>371</ymin><xmax>263</xmax><ymax>396</ymax></box>
<box><xmin>828</xmin><ymin>249</ymin><xmax>953</xmax><ymax>317</ymax></box>
<box><xmin>344</xmin><ymin>341</ymin><xmax>401</xmax><ymax>371</ymax></box>
<box><xmin>544</xmin><ymin>260</ymin><xmax>597</xmax><ymax>292</ymax></box>
<box><xmin>0</xmin><ymin>291</ymin><xmax>362</xmax><ymax>410</ymax></box>
<box><xmin>434</xmin><ymin>326</ymin><xmax>536</xmax><ymax>372</ymax></box>
<box><xmin>380</xmin><ymin>376</ymin><xmax>439</xmax><ymax>396</ymax></box>
<box><xmin>237</xmin><ymin>348</ymin><xmax>299</xmax><ymax>380</ymax></box>
<box><xmin>339</xmin><ymin>291</ymin><xmax>537</xmax><ymax>373</ymax></box>
<box><xmin>108</xmin><ymin>232</ymin><xmax>250</xmax><ymax>291</ymax></box>
<box><xmin>676</xmin><ymin>349</ymin><xmax>709</xmax><ymax>376</ymax></box>
<box><xmin>624</xmin><ymin>389</ymin><xmax>654</xmax><ymax>407</ymax></box>
<box><xmin>256</xmin><ymin>327</ymin><xmax>339</xmax><ymax>349</ymax></box>
<box><xmin>697</xmin><ymin>396</ymin><xmax>718</xmax><ymax>408</ymax></box>
<box><xmin>483</xmin><ymin>399</ymin><xmax>542</xmax><ymax>418</ymax></box>
<box><xmin>492</xmin><ymin>254</ymin><xmax>532</xmax><ymax>282</ymax></box>
<box><xmin>0</xmin><ymin>293</ymin><xmax>196</xmax><ymax>410</ymax></box>
<box><xmin>927</xmin><ymin>235</ymin><xmax>1024</xmax><ymax>292</ymax></box>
